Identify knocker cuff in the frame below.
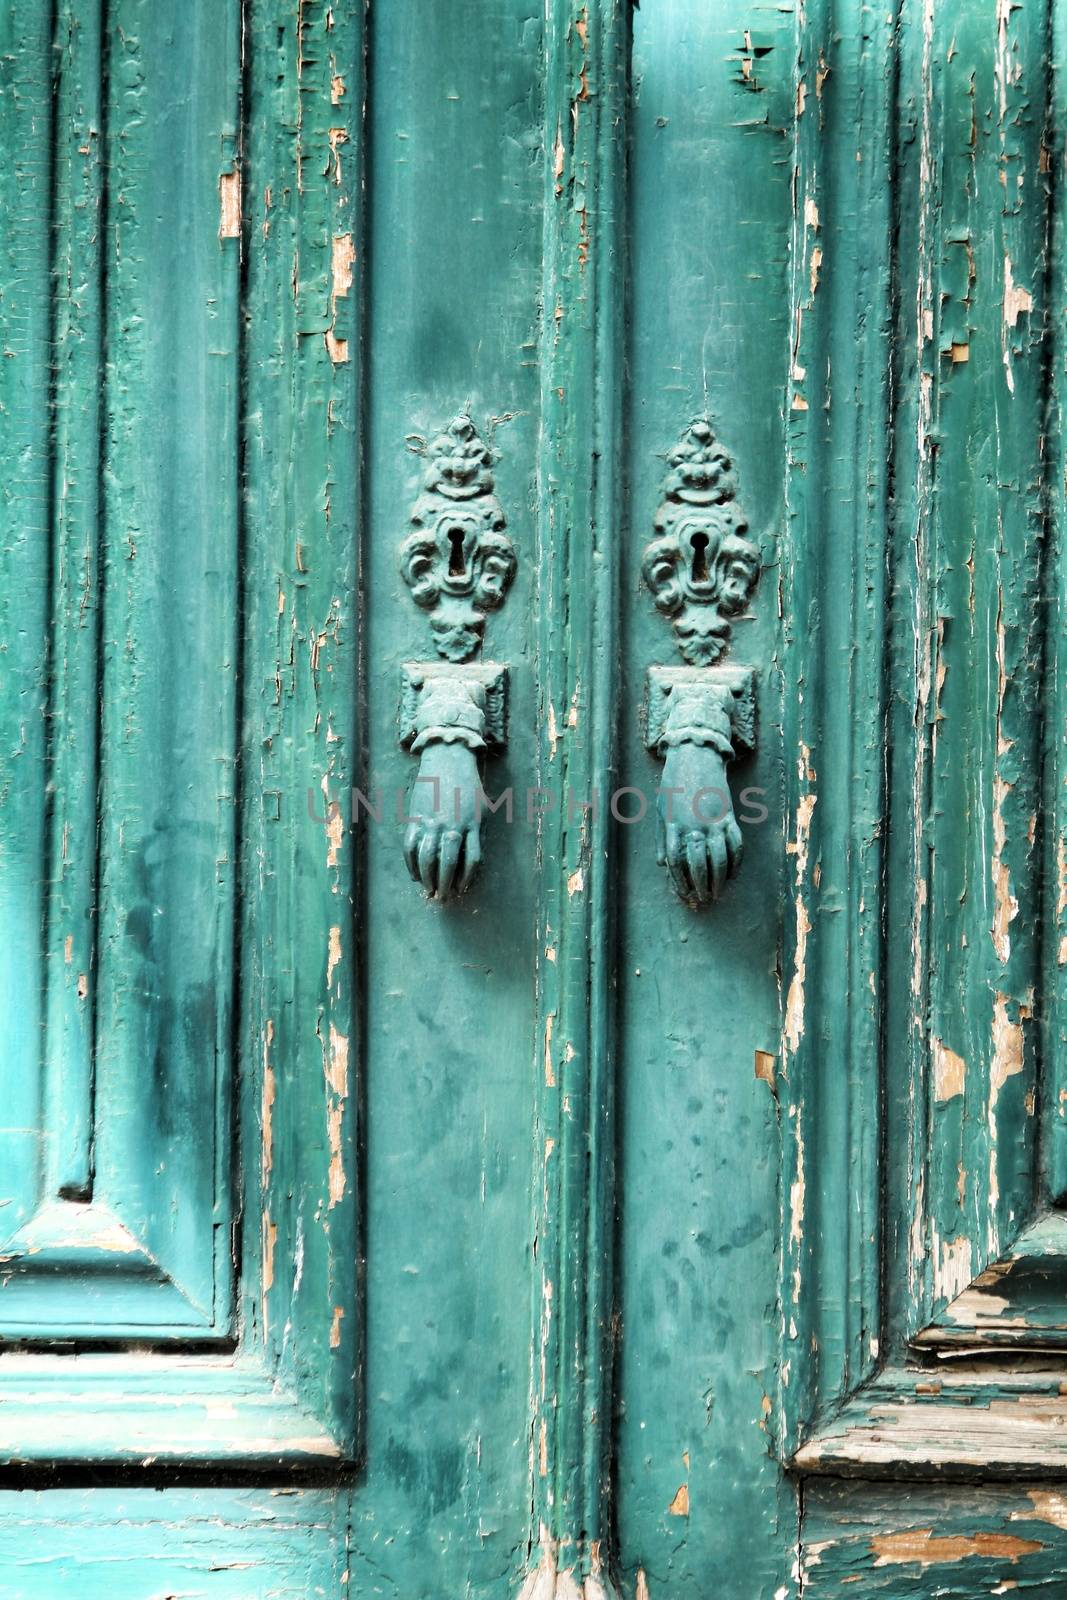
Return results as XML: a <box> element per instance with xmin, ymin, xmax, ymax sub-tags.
<box><xmin>653</xmin><ymin>684</ymin><xmax>736</xmax><ymax>759</ymax></box>
<box><xmin>645</xmin><ymin>664</ymin><xmax>758</xmax><ymax>762</ymax></box>
<box><xmin>400</xmin><ymin>661</ymin><xmax>509</xmax><ymax>754</ymax></box>
<box><xmin>409</xmin><ymin>681</ymin><xmax>489</xmax><ymax>753</ymax></box>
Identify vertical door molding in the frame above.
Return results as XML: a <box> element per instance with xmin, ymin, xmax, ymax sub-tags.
<box><xmin>522</xmin><ymin>3</ymin><xmax>630</xmax><ymax>1596</ymax></box>
<box><xmin>239</xmin><ymin>0</ymin><xmax>365</xmax><ymax>1455</ymax></box>
<box><xmin>777</xmin><ymin>0</ymin><xmax>895</xmax><ymax>1455</ymax></box>
<box><xmin>0</xmin><ymin>0</ymin><xmax>54</xmax><ymax>1295</ymax></box>
<box><xmin>1042</xmin><ymin>0</ymin><xmax>1067</xmax><ymax>1202</ymax></box>
<box><xmin>0</xmin><ymin>0</ymin><xmax>365</xmax><ymax>1463</ymax></box>
<box><xmin>43</xmin><ymin>0</ymin><xmax>106</xmax><ymax>1207</ymax></box>
<box><xmin>0</xmin><ymin>0</ymin><xmax>245</xmax><ymax>1342</ymax></box>
<box><xmin>787</xmin><ymin>0</ymin><xmax>1067</xmax><ymax>1476</ymax></box>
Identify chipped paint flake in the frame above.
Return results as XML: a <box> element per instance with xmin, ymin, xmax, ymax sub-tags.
<box><xmin>1013</xmin><ymin>1490</ymin><xmax>1067</xmax><ymax>1531</ymax></box>
<box><xmin>789</xmin><ymin>1123</ymin><xmax>805</xmax><ymax>1256</ymax></box>
<box><xmin>784</xmin><ymin>786</ymin><xmax>817</xmax><ymax>1055</ymax></box>
<box><xmin>327</xmin><ymin>924</ymin><xmax>342</xmax><ymax>990</ymax></box>
<box><xmin>323</xmin><ymin>1023</ymin><xmax>349</xmax><ymax>1208</ymax></box>
<box><xmin>1003</xmin><ymin>254</ymin><xmax>1033</xmax><ymax>328</ymax></box>
<box><xmin>754</xmin><ymin>1049</ymin><xmax>776</xmax><ymax>1087</ymax></box>
<box><xmin>327</xmin><ymin>125</ymin><xmax>349</xmax><ymax>184</ymax></box>
<box><xmin>991</xmin><ymin>993</ymin><xmax>1024</xmax><ymax>1107</ymax></box>
<box><xmin>544</xmin><ymin>1011</ymin><xmax>556</xmax><ymax>1087</ymax></box>
<box><xmin>991</xmin><ymin>774</ymin><xmax>1018</xmax><ymax>962</ymax></box>
<box><xmin>667</xmin><ymin>1483</ymin><xmax>689</xmax><ymax>1517</ymax></box>
<box><xmin>262</xmin><ymin>1215</ymin><xmax>277</xmax><ymax>1295</ymax></box>
<box><xmin>325</xmin><ymin>788</ymin><xmax>345</xmax><ymax>865</ymax></box>
<box><xmin>871</xmin><ymin>1530</ymin><xmax>1042</xmax><ymax>1568</ymax></box>
<box><xmin>331</xmin><ymin>232</ymin><xmax>355</xmax><ymax>307</ymax></box>
<box><xmin>933</xmin><ymin>1039</ymin><xmax>966</xmax><ymax>1102</ymax></box>
<box><xmin>326</xmin><ymin>1024</ymin><xmax>348</xmax><ymax>1098</ymax></box>
<box><xmin>933</xmin><ymin>1232</ymin><xmax>973</xmax><ymax>1304</ymax></box>
<box><xmin>218</xmin><ymin>166</ymin><xmax>241</xmax><ymax>238</ymax></box>
<box><xmin>262</xmin><ymin>1018</ymin><xmax>276</xmax><ymax>1184</ymax></box>
<box><xmin>548</xmin><ymin>701</ymin><xmax>560</xmax><ymax>757</ymax></box>
<box><xmin>327</xmin><ymin>1102</ymin><xmax>346</xmax><ymax>1207</ymax></box>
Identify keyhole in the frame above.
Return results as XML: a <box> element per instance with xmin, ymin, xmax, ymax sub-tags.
<box><xmin>448</xmin><ymin>527</ymin><xmax>466</xmax><ymax>576</ymax></box>
<box><xmin>690</xmin><ymin>531</ymin><xmax>709</xmax><ymax>583</ymax></box>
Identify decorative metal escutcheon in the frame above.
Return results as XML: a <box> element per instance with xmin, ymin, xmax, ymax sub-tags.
<box><xmin>397</xmin><ymin>414</ymin><xmax>515</xmax><ymax>901</ymax></box>
<box><xmin>643</xmin><ymin>419</ymin><xmax>761</xmax><ymax>906</ymax></box>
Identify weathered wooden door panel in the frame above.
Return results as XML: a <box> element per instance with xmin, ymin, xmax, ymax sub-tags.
<box><xmin>0</xmin><ymin>1488</ymin><xmax>349</xmax><ymax>1598</ymax></box>
<box><xmin>0</xmin><ymin>0</ymin><xmax>359</xmax><ymax>1464</ymax></box>
<box><xmin>1</xmin><ymin>0</ymin><xmax>241</xmax><ymax>1341</ymax></box>
<box><xmin>613</xmin><ymin>4</ymin><xmax>793</xmax><ymax>1594</ymax></box>
<box><xmin>3</xmin><ymin>0</ymin><xmax>1067</xmax><ymax>1595</ymax></box>
<box><xmin>789</xmin><ymin>0</ymin><xmax>1067</xmax><ymax>1473</ymax></box>
<box><xmin>802</xmin><ymin>1480</ymin><xmax>1067</xmax><ymax>1593</ymax></box>
<box><xmin>351</xmin><ymin>1</ymin><xmax>542</xmax><ymax>1590</ymax></box>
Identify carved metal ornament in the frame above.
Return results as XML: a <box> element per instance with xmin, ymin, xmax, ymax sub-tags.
<box><xmin>399</xmin><ymin>661</ymin><xmax>508</xmax><ymax>754</ymax></box>
<box><xmin>645</xmin><ymin>664</ymin><xmax>756</xmax><ymax>761</ymax></box>
<box><xmin>642</xmin><ymin>419</ymin><xmax>760</xmax><ymax>667</ymax></box>
<box><xmin>399</xmin><ymin>414</ymin><xmax>516</xmax><ymax>664</ymax></box>
<box><xmin>397</xmin><ymin>415</ymin><xmax>514</xmax><ymax>903</ymax></box>
<box><xmin>643</xmin><ymin>421</ymin><xmax>761</xmax><ymax>907</ymax></box>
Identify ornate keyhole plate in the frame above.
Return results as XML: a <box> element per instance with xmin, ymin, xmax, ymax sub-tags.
<box><xmin>641</xmin><ymin>419</ymin><xmax>763</xmax><ymax>906</ymax></box>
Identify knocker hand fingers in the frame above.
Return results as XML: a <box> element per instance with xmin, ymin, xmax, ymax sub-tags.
<box><xmin>458</xmin><ymin>826</ymin><xmax>482</xmax><ymax>894</ymax></box>
<box><xmin>436</xmin><ymin>829</ymin><xmax>464</xmax><ymax>900</ymax></box>
<box><xmin>417</xmin><ymin>827</ymin><xmax>441</xmax><ymax>894</ymax></box>
<box><xmin>686</xmin><ymin>830</ymin><xmax>710</xmax><ymax>905</ymax></box>
<box><xmin>404</xmin><ymin>821</ymin><xmax>425</xmax><ymax>884</ymax></box>
<box><xmin>655</xmin><ymin>807</ymin><xmax>667</xmax><ymax>867</ymax></box>
<box><xmin>708</xmin><ymin>830</ymin><xmax>729</xmax><ymax>900</ymax></box>
<box><xmin>724</xmin><ymin>816</ymin><xmax>744</xmax><ymax>876</ymax></box>
<box><xmin>664</xmin><ymin>822</ymin><xmax>691</xmax><ymax>900</ymax></box>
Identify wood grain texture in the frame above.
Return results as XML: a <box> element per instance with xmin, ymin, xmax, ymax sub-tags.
<box><xmin>92</xmin><ymin>0</ymin><xmax>242</xmax><ymax>1330</ymax></box>
<box><xmin>43</xmin><ymin>0</ymin><xmax>105</xmax><ymax>1205</ymax></box>
<box><xmin>353</xmin><ymin>2</ymin><xmax>543</xmax><ymax>1595</ymax></box>
<box><xmin>787</xmin><ymin>0</ymin><xmax>1064</xmax><ymax>1472</ymax></box>
<box><xmin>0</xmin><ymin>0</ymin><xmax>243</xmax><ymax>1341</ymax></box>
<box><xmin>613</xmin><ymin>5</ymin><xmax>795</xmax><ymax>1598</ymax></box>
<box><xmin>0</xmin><ymin>0</ymin><xmax>56</xmax><ymax>1263</ymax></box>
<box><xmin>1</xmin><ymin>0</ymin><xmax>363</xmax><ymax>1460</ymax></box>
<box><xmin>1044</xmin><ymin>0</ymin><xmax>1067</xmax><ymax>1201</ymax></box>
<box><xmin>239</xmin><ymin>0</ymin><xmax>364</xmax><ymax>1459</ymax></box>
<box><xmin>802</xmin><ymin>1478</ymin><xmax>1067</xmax><ymax>1595</ymax></box>
<box><xmin>779</xmin><ymin>0</ymin><xmax>895</xmax><ymax>1453</ymax></box>
<box><xmin>0</xmin><ymin>1354</ymin><xmax>344</xmax><ymax>1465</ymax></box>
<box><xmin>0</xmin><ymin>1488</ymin><xmax>350</xmax><ymax>1598</ymax></box>
<box><xmin>797</xmin><ymin>1364</ymin><xmax>1067</xmax><ymax>1479</ymax></box>
<box><xmin>2</xmin><ymin>0</ymin><xmax>1067</xmax><ymax>1592</ymax></box>
<box><xmin>885</xmin><ymin>0</ymin><xmax>1050</xmax><ymax>1340</ymax></box>
<box><xmin>524</xmin><ymin>2</ymin><xmax>628</xmax><ymax>1594</ymax></box>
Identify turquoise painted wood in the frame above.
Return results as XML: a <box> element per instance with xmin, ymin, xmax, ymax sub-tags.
<box><xmin>614</xmin><ymin>6</ymin><xmax>792</xmax><ymax>1593</ymax></box>
<box><xmin>0</xmin><ymin>1489</ymin><xmax>349</xmax><ymax>1598</ymax></box>
<box><xmin>2</xmin><ymin>1</ymin><xmax>1067</xmax><ymax>1597</ymax></box>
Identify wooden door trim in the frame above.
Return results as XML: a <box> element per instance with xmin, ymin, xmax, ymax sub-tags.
<box><xmin>795</xmin><ymin>1364</ymin><xmax>1067</xmax><ymax>1480</ymax></box>
<box><xmin>0</xmin><ymin>1352</ymin><xmax>345</xmax><ymax>1467</ymax></box>
<box><xmin>0</xmin><ymin>0</ymin><xmax>365</xmax><ymax>1469</ymax></box>
<box><xmin>778</xmin><ymin>0</ymin><xmax>1061</xmax><ymax>1483</ymax></box>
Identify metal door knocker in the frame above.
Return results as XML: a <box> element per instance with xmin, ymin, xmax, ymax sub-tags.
<box><xmin>398</xmin><ymin>414</ymin><xmax>515</xmax><ymax>901</ymax></box>
<box><xmin>642</xmin><ymin>419</ymin><xmax>760</xmax><ymax>906</ymax></box>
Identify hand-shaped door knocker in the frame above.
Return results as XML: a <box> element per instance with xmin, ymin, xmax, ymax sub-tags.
<box><xmin>397</xmin><ymin>414</ymin><xmax>516</xmax><ymax>901</ymax></box>
<box><xmin>642</xmin><ymin>419</ymin><xmax>761</xmax><ymax>906</ymax></box>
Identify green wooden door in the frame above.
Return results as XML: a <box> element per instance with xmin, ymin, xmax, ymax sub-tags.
<box><xmin>2</xmin><ymin>1</ymin><xmax>1067</xmax><ymax>1596</ymax></box>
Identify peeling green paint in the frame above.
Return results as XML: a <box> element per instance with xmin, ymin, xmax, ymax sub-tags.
<box><xmin>1</xmin><ymin>0</ymin><xmax>1067</xmax><ymax>1596</ymax></box>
